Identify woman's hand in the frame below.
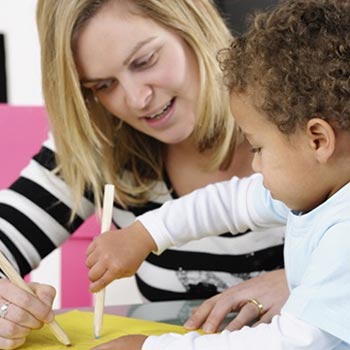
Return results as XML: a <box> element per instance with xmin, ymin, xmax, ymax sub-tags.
<box><xmin>184</xmin><ymin>269</ymin><xmax>289</xmax><ymax>333</ymax></box>
<box><xmin>0</xmin><ymin>279</ymin><xmax>55</xmax><ymax>350</ymax></box>
<box><xmin>91</xmin><ymin>334</ymin><xmax>147</xmax><ymax>350</ymax></box>
<box><xmin>86</xmin><ymin>221</ymin><xmax>157</xmax><ymax>293</ymax></box>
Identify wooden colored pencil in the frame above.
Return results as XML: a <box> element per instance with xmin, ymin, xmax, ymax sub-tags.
<box><xmin>94</xmin><ymin>184</ymin><xmax>115</xmax><ymax>339</ymax></box>
<box><xmin>0</xmin><ymin>250</ymin><xmax>71</xmax><ymax>346</ymax></box>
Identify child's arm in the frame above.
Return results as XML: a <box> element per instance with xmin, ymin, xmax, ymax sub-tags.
<box><xmin>86</xmin><ymin>220</ymin><xmax>157</xmax><ymax>293</ymax></box>
<box><xmin>87</xmin><ymin>174</ymin><xmax>288</xmax><ymax>292</ymax></box>
<box><xmin>93</xmin><ymin>312</ymin><xmax>340</xmax><ymax>350</ymax></box>
<box><xmin>142</xmin><ymin>313</ymin><xmax>340</xmax><ymax>350</ymax></box>
<box><xmin>137</xmin><ymin>174</ymin><xmax>288</xmax><ymax>253</ymax></box>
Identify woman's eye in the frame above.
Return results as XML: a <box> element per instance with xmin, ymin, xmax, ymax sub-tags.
<box><xmin>251</xmin><ymin>147</ymin><xmax>262</xmax><ymax>154</ymax></box>
<box><xmin>95</xmin><ymin>79</ymin><xmax>115</xmax><ymax>92</ymax></box>
<box><xmin>132</xmin><ymin>52</ymin><xmax>155</xmax><ymax>69</ymax></box>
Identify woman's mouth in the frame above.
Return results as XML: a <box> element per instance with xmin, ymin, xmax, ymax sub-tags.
<box><xmin>144</xmin><ymin>98</ymin><xmax>175</xmax><ymax>121</ymax></box>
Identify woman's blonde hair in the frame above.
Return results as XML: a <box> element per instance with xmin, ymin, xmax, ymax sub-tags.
<box><xmin>36</xmin><ymin>0</ymin><xmax>237</xmax><ymax>214</ymax></box>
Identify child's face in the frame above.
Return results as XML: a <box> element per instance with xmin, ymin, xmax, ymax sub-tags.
<box><xmin>231</xmin><ymin>92</ymin><xmax>324</xmax><ymax>212</ymax></box>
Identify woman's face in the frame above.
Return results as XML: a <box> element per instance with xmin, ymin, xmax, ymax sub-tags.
<box><xmin>75</xmin><ymin>2</ymin><xmax>200</xmax><ymax>145</ymax></box>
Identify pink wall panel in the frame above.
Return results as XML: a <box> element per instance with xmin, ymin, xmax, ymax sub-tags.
<box><xmin>0</xmin><ymin>104</ymin><xmax>49</xmax><ymax>186</ymax></box>
<box><xmin>61</xmin><ymin>225</ymin><xmax>95</xmax><ymax>307</ymax></box>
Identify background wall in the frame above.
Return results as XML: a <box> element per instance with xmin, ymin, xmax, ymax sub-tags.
<box><xmin>218</xmin><ymin>0</ymin><xmax>280</xmax><ymax>34</ymax></box>
<box><xmin>0</xmin><ymin>0</ymin><xmax>42</xmax><ymax>105</ymax></box>
<box><xmin>0</xmin><ymin>0</ymin><xmax>278</xmax><ymax>308</ymax></box>
<box><xmin>0</xmin><ymin>34</ymin><xmax>7</xmax><ymax>102</ymax></box>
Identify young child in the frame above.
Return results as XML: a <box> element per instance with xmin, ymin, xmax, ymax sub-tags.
<box><xmin>88</xmin><ymin>0</ymin><xmax>350</xmax><ymax>348</ymax></box>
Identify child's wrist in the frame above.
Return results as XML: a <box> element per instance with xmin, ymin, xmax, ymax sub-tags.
<box><xmin>132</xmin><ymin>220</ymin><xmax>157</xmax><ymax>252</ymax></box>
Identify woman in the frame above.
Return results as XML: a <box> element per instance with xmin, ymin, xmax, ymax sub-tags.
<box><xmin>0</xmin><ymin>0</ymin><xmax>287</xmax><ymax>348</ymax></box>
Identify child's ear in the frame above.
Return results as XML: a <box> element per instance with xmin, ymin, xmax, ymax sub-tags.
<box><xmin>306</xmin><ymin>118</ymin><xmax>335</xmax><ymax>163</ymax></box>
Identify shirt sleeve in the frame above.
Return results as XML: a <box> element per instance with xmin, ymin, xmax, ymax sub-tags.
<box><xmin>142</xmin><ymin>312</ymin><xmax>341</xmax><ymax>350</ymax></box>
<box><xmin>137</xmin><ymin>174</ymin><xmax>288</xmax><ymax>253</ymax></box>
<box><xmin>0</xmin><ymin>135</ymin><xmax>95</xmax><ymax>276</ymax></box>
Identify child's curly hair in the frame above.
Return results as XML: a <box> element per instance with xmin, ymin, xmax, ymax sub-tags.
<box><xmin>218</xmin><ymin>0</ymin><xmax>350</xmax><ymax>134</ymax></box>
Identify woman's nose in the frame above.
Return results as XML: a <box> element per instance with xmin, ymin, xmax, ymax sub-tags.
<box><xmin>123</xmin><ymin>79</ymin><xmax>152</xmax><ymax>111</ymax></box>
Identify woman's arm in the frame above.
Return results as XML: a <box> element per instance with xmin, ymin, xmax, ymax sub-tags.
<box><xmin>0</xmin><ymin>136</ymin><xmax>95</xmax><ymax>349</ymax></box>
<box><xmin>184</xmin><ymin>269</ymin><xmax>289</xmax><ymax>333</ymax></box>
<box><xmin>0</xmin><ymin>136</ymin><xmax>95</xmax><ymax>276</ymax></box>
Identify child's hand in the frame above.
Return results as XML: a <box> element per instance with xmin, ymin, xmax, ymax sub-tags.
<box><xmin>86</xmin><ymin>221</ymin><xmax>157</xmax><ymax>293</ymax></box>
<box><xmin>91</xmin><ymin>334</ymin><xmax>147</xmax><ymax>350</ymax></box>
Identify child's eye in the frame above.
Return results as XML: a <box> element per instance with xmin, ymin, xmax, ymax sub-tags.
<box><xmin>251</xmin><ymin>147</ymin><xmax>262</xmax><ymax>154</ymax></box>
<box><xmin>132</xmin><ymin>52</ymin><xmax>156</xmax><ymax>69</ymax></box>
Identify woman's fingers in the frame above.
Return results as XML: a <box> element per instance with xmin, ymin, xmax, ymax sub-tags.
<box><xmin>184</xmin><ymin>299</ymin><xmax>216</xmax><ymax>330</ymax></box>
<box><xmin>0</xmin><ymin>335</ymin><xmax>26</xmax><ymax>350</ymax></box>
<box><xmin>29</xmin><ymin>282</ymin><xmax>56</xmax><ymax>308</ymax></box>
<box><xmin>0</xmin><ymin>280</ymin><xmax>57</xmax><ymax>349</ymax></box>
<box><xmin>0</xmin><ymin>280</ymin><xmax>53</xmax><ymax>323</ymax></box>
<box><xmin>0</xmin><ymin>281</ymin><xmax>51</xmax><ymax>349</ymax></box>
<box><xmin>252</xmin><ymin>305</ymin><xmax>280</xmax><ymax>327</ymax></box>
<box><xmin>225</xmin><ymin>302</ymin><xmax>261</xmax><ymax>331</ymax></box>
<box><xmin>185</xmin><ymin>295</ymin><xmax>235</xmax><ymax>333</ymax></box>
<box><xmin>0</xmin><ymin>316</ymin><xmax>30</xmax><ymax>338</ymax></box>
<box><xmin>0</xmin><ymin>299</ymin><xmax>42</xmax><ymax>329</ymax></box>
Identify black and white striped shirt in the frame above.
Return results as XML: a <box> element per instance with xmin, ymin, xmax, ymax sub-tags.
<box><xmin>0</xmin><ymin>136</ymin><xmax>285</xmax><ymax>301</ymax></box>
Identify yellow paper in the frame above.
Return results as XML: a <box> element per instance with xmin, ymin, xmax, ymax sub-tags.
<box><xmin>21</xmin><ymin>310</ymin><xmax>191</xmax><ymax>350</ymax></box>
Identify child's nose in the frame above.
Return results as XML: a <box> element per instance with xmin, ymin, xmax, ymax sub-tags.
<box><xmin>251</xmin><ymin>156</ymin><xmax>260</xmax><ymax>173</ymax></box>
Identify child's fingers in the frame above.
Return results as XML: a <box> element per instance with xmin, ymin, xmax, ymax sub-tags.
<box><xmin>89</xmin><ymin>270</ymin><xmax>115</xmax><ymax>293</ymax></box>
<box><xmin>89</xmin><ymin>278</ymin><xmax>106</xmax><ymax>293</ymax></box>
<box><xmin>88</xmin><ymin>261</ymin><xmax>107</xmax><ymax>283</ymax></box>
<box><xmin>86</xmin><ymin>239</ymin><xmax>97</xmax><ymax>256</ymax></box>
<box><xmin>85</xmin><ymin>251</ymin><xmax>99</xmax><ymax>269</ymax></box>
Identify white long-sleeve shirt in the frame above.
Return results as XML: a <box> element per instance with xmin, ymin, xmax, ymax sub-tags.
<box><xmin>138</xmin><ymin>174</ymin><xmax>350</xmax><ymax>349</ymax></box>
<box><xmin>144</xmin><ymin>313</ymin><xmax>341</xmax><ymax>350</ymax></box>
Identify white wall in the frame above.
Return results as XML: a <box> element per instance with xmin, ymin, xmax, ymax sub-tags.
<box><xmin>0</xmin><ymin>0</ymin><xmax>141</xmax><ymax>307</ymax></box>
